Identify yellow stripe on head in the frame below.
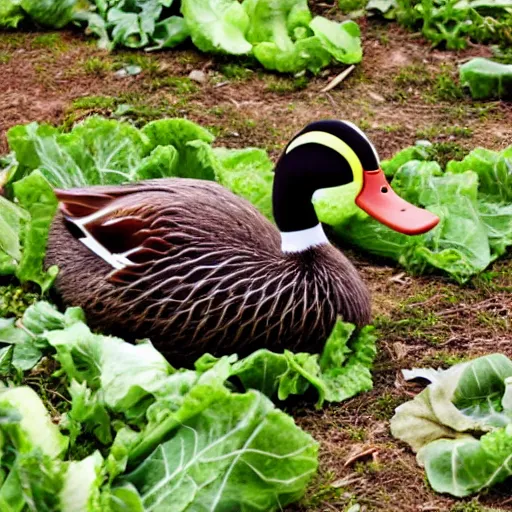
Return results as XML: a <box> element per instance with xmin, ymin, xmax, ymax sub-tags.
<box><xmin>286</xmin><ymin>131</ymin><xmax>363</xmax><ymax>192</ymax></box>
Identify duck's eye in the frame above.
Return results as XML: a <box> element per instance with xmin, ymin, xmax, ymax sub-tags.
<box><xmin>381</xmin><ymin>186</ymin><xmax>388</xmax><ymax>193</ymax></box>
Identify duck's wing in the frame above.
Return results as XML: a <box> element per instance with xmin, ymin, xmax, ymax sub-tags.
<box><xmin>55</xmin><ymin>186</ymin><xmax>175</xmax><ymax>283</ymax></box>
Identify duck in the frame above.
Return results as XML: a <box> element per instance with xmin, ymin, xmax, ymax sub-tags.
<box><xmin>45</xmin><ymin>120</ymin><xmax>439</xmax><ymax>364</ymax></box>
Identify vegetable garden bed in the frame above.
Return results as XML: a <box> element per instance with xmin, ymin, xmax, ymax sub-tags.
<box><xmin>0</xmin><ymin>3</ymin><xmax>512</xmax><ymax>511</ymax></box>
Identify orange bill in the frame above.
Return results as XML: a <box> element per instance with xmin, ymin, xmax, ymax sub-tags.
<box><xmin>355</xmin><ymin>169</ymin><xmax>440</xmax><ymax>235</ymax></box>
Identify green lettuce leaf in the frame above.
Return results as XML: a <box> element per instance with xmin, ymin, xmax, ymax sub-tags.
<box><xmin>180</xmin><ymin>0</ymin><xmax>252</xmax><ymax>54</ymax></box>
<box><xmin>46</xmin><ymin>322</ymin><xmax>174</xmax><ymax>412</ymax></box>
<box><xmin>0</xmin><ymin>318</ymin><xmax>41</xmax><ymax>371</ymax></box>
<box><xmin>243</xmin><ymin>0</ymin><xmax>311</xmax><ymax>49</ymax></box>
<box><xmin>108</xmin><ymin>8</ymin><xmax>150</xmax><ymax>49</ymax></box>
<box><xmin>214</xmin><ymin>147</ymin><xmax>274</xmax><ymax>219</ymax></box>
<box><xmin>121</xmin><ymin>390</ymin><xmax>318</xmax><ymax>511</ymax></box>
<box><xmin>309</xmin><ymin>17</ymin><xmax>362</xmax><ymax>64</ymax></box>
<box><xmin>0</xmin><ymin>450</ymin><xmax>66</xmax><ymax>512</ymax></box>
<box><xmin>0</xmin><ymin>0</ymin><xmax>24</xmax><ymax>28</ymax></box>
<box><xmin>203</xmin><ymin>320</ymin><xmax>376</xmax><ymax>408</ymax></box>
<box><xmin>460</xmin><ymin>58</ymin><xmax>512</xmax><ymax>100</ymax></box>
<box><xmin>0</xmin><ymin>386</ymin><xmax>68</xmax><ymax>458</ymax></box>
<box><xmin>12</xmin><ymin>171</ymin><xmax>59</xmax><ymax>291</ymax></box>
<box><xmin>0</xmin><ymin>196</ymin><xmax>28</xmax><ymax>262</ymax></box>
<box><xmin>252</xmin><ymin>36</ymin><xmax>332</xmax><ymax>74</ymax></box>
<box><xmin>60</xmin><ymin>452</ymin><xmax>104</xmax><ymax>512</ymax></box>
<box><xmin>20</xmin><ymin>0</ymin><xmax>77</xmax><ymax>28</ymax></box>
<box><xmin>391</xmin><ymin>354</ymin><xmax>512</xmax><ymax>452</ymax></box>
<box><xmin>142</xmin><ymin>118</ymin><xmax>217</xmax><ymax>180</ymax></box>
<box><xmin>418</xmin><ymin>426</ymin><xmax>512</xmax><ymax>497</ymax></box>
<box><xmin>391</xmin><ymin>354</ymin><xmax>512</xmax><ymax>497</ymax></box>
<box><xmin>146</xmin><ymin>15</ymin><xmax>190</xmax><ymax>51</ymax></box>
<box><xmin>6</xmin><ymin>117</ymin><xmax>150</xmax><ymax>188</ymax></box>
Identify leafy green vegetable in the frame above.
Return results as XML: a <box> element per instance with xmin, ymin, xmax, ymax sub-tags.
<box><xmin>367</xmin><ymin>0</ymin><xmax>512</xmax><ymax>49</ymax></box>
<box><xmin>0</xmin><ymin>0</ymin><xmax>24</xmax><ymax>28</ymax></box>
<box><xmin>204</xmin><ymin>321</ymin><xmax>377</xmax><ymax>407</ymax></box>
<box><xmin>391</xmin><ymin>354</ymin><xmax>512</xmax><ymax>496</ymax></box>
<box><xmin>214</xmin><ymin>147</ymin><xmax>274</xmax><ymax>220</ymax></box>
<box><xmin>73</xmin><ymin>0</ymin><xmax>362</xmax><ymax>74</ymax></box>
<box><xmin>309</xmin><ymin>17</ymin><xmax>362</xmax><ymax>64</ymax></box>
<box><xmin>459</xmin><ymin>57</ymin><xmax>512</xmax><ymax>99</ymax></box>
<box><xmin>0</xmin><ymin>0</ymin><xmax>77</xmax><ymax>28</ymax></box>
<box><xmin>0</xmin><ymin>386</ymin><xmax>69</xmax><ymax>458</ymax></box>
<box><xmin>60</xmin><ymin>452</ymin><xmax>104</xmax><ymax>511</ymax></box>
<box><xmin>121</xmin><ymin>391</ymin><xmax>318</xmax><ymax>511</ymax></box>
<box><xmin>13</xmin><ymin>171</ymin><xmax>59</xmax><ymax>292</ymax></box>
<box><xmin>20</xmin><ymin>0</ymin><xmax>77</xmax><ymax>28</ymax></box>
<box><xmin>181</xmin><ymin>0</ymin><xmax>252</xmax><ymax>54</ymax></box>
<box><xmin>0</xmin><ymin>300</ymin><xmax>371</xmax><ymax>511</ymax></box>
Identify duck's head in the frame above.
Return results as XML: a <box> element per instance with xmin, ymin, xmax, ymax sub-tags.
<box><xmin>273</xmin><ymin>120</ymin><xmax>439</xmax><ymax>252</ymax></box>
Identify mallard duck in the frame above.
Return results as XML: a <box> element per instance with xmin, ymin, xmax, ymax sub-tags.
<box><xmin>45</xmin><ymin>120</ymin><xmax>439</xmax><ymax>363</ymax></box>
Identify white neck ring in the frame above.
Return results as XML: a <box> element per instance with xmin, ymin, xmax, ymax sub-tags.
<box><xmin>280</xmin><ymin>224</ymin><xmax>329</xmax><ymax>253</ymax></box>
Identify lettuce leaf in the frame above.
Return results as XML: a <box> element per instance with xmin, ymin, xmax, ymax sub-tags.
<box><xmin>0</xmin><ymin>0</ymin><xmax>24</xmax><ymax>28</ymax></box>
<box><xmin>13</xmin><ymin>171</ymin><xmax>59</xmax><ymax>291</ymax></box>
<box><xmin>309</xmin><ymin>17</ymin><xmax>362</xmax><ymax>64</ymax></box>
<box><xmin>20</xmin><ymin>0</ymin><xmax>77</xmax><ymax>28</ymax></box>
<box><xmin>0</xmin><ymin>386</ymin><xmax>68</xmax><ymax>458</ymax></box>
<box><xmin>74</xmin><ymin>0</ymin><xmax>361</xmax><ymax>74</ymax></box>
<box><xmin>201</xmin><ymin>321</ymin><xmax>377</xmax><ymax>408</ymax></box>
<box><xmin>460</xmin><ymin>58</ymin><xmax>512</xmax><ymax>100</ymax></box>
<box><xmin>391</xmin><ymin>354</ymin><xmax>512</xmax><ymax>497</ymax></box>
<box><xmin>0</xmin><ymin>0</ymin><xmax>77</xmax><ymax>29</ymax></box>
<box><xmin>180</xmin><ymin>0</ymin><xmax>252</xmax><ymax>54</ymax></box>
<box><xmin>243</xmin><ymin>0</ymin><xmax>311</xmax><ymax>49</ymax></box>
<box><xmin>120</xmin><ymin>391</ymin><xmax>318</xmax><ymax>512</ymax></box>
<box><xmin>214</xmin><ymin>147</ymin><xmax>274</xmax><ymax>219</ymax></box>
<box><xmin>418</xmin><ymin>426</ymin><xmax>512</xmax><ymax>497</ymax></box>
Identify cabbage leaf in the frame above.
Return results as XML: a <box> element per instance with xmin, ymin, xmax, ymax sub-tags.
<box><xmin>391</xmin><ymin>354</ymin><xmax>512</xmax><ymax>496</ymax></box>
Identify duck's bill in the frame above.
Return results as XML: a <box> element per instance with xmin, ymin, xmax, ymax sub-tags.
<box><xmin>355</xmin><ymin>169</ymin><xmax>440</xmax><ymax>235</ymax></box>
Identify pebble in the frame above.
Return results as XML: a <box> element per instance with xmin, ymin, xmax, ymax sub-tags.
<box><xmin>188</xmin><ymin>70</ymin><xmax>207</xmax><ymax>84</ymax></box>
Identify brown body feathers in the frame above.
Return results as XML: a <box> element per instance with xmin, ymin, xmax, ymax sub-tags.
<box><xmin>45</xmin><ymin>178</ymin><xmax>371</xmax><ymax>364</ymax></box>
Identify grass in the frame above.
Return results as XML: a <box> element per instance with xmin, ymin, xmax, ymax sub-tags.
<box><xmin>265</xmin><ymin>76</ymin><xmax>310</xmax><ymax>94</ymax></box>
<box><xmin>338</xmin><ymin>0</ymin><xmax>368</xmax><ymax>12</ymax></box>
<box><xmin>392</xmin><ymin>63</ymin><xmax>465</xmax><ymax>103</ymax></box>
<box><xmin>32</xmin><ymin>33</ymin><xmax>66</xmax><ymax>51</ymax></box>
<box><xmin>416</xmin><ymin>125</ymin><xmax>473</xmax><ymax>139</ymax></box>
<box><xmin>84</xmin><ymin>57</ymin><xmax>113</xmax><ymax>77</ymax></box>
<box><xmin>0</xmin><ymin>51</ymin><xmax>11</xmax><ymax>64</ymax></box>
<box><xmin>150</xmin><ymin>76</ymin><xmax>198</xmax><ymax>94</ymax></box>
<box><xmin>72</xmin><ymin>95</ymin><xmax>117</xmax><ymax>110</ymax></box>
<box><xmin>117</xmin><ymin>54</ymin><xmax>161</xmax><ymax>76</ymax></box>
<box><xmin>220</xmin><ymin>63</ymin><xmax>253</xmax><ymax>81</ymax></box>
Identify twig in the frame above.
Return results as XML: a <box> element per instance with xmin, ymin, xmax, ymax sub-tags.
<box><xmin>321</xmin><ymin>501</ymin><xmax>340</xmax><ymax>511</ymax></box>
<box><xmin>343</xmin><ymin>447</ymin><xmax>379</xmax><ymax>467</ymax></box>
<box><xmin>46</xmin><ymin>388</ymin><xmax>71</xmax><ymax>403</ymax></box>
<box><xmin>325</xmin><ymin>92</ymin><xmax>339</xmax><ymax>113</ymax></box>
<box><xmin>321</xmin><ymin>65</ymin><xmax>355</xmax><ymax>93</ymax></box>
<box><xmin>228</xmin><ymin>97</ymin><xmax>240</xmax><ymax>108</ymax></box>
<box><xmin>437</xmin><ymin>297</ymin><xmax>501</xmax><ymax>317</ymax></box>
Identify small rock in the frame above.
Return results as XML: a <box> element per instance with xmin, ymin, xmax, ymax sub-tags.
<box><xmin>368</xmin><ymin>91</ymin><xmax>385</xmax><ymax>102</ymax></box>
<box><xmin>114</xmin><ymin>65</ymin><xmax>141</xmax><ymax>78</ymax></box>
<box><xmin>188</xmin><ymin>70</ymin><xmax>207</xmax><ymax>84</ymax></box>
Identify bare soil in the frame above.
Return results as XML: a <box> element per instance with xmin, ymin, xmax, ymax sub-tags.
<box><xmin>1</xmin><ymin>8</ymin><xmax>511</xmax><ymax>512</ymax></box>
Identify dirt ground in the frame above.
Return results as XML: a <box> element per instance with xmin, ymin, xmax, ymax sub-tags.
<box><xmin>1</xmin><ymin>6</ymin><xmax>512</xmax><ymax>512</ymax></box>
